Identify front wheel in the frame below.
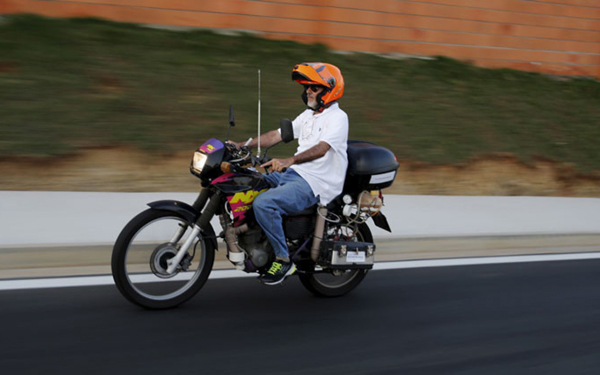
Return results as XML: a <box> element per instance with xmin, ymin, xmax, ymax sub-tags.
<box><xmin>298</xmin><ymin>223</ymin><xmax>372</xmax><ymax>298</ymax></box>
<box><xmin>111</xmin><ymin>208</ymin><xmax>215</xmax><ymax>309</ymax></box>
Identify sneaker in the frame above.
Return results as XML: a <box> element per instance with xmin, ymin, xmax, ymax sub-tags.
<box><xmin>262</xmin><ymin>260</ymin><xmax>296</xmax><ymax>285</ymax></box>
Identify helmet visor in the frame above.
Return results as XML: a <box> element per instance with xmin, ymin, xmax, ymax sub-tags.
<box><xmin>292</xmin><ymin>63</ymin><xmax>335</xmax><ymax>89</ymax></box>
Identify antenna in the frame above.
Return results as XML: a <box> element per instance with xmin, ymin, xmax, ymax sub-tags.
<box><xmin>257</xmin><ymin>69</ymin><xmax>261</xmax><ymax>156</ymax></box>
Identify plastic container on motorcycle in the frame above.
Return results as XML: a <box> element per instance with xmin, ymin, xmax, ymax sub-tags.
<box><xmin>343</xmin><ymin>141</ymin><xmax>399</xmax><ymax>194</ymax></box>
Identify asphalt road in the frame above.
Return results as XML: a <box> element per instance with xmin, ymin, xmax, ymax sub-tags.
<box><xmin>1</xmin><ymin>260</ymin><xmax>600</xmax><ymax>375</ymax></box>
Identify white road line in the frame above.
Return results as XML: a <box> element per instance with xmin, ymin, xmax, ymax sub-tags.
<box><xmin>2</xmin><ymin>252</ymin><xmax>600</xmax><ymax>291</ymax></box>
<box><xmin>373</xmin><ymin>252</ymin><xmax>600</xmax><ymax>270</ymax></box>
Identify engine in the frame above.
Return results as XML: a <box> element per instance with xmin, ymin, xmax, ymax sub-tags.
<box><xmin>237</xmin><ymin>227</ymin><xmax>270</xmax><ymax>270</ymax></box>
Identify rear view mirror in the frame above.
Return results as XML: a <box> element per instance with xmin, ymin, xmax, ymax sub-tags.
<box><xmin>229</xmin><ymin>105</ymin><xmax>235</xmax><ymax>127</ymax></box>
<box><xmin>225</xmin><ymin>105</ymin><xmax>236</xmax><ymax>141</ymax></box>
<box><xmin>280</xmin><ymin>118</ymin><xmax>294</xmax><ymax>143</ymax></box>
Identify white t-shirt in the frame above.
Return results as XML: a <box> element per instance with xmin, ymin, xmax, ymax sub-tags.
<box><xmin>288</xmin><ymin>102</ymin><xmax>349</xmax><ymax>205</ymax></box>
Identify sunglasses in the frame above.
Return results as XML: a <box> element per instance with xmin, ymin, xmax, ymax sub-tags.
<box><xmin>303</xmin><ymin>85</ymin><xmax>322</xmax><ymax>93</ymax></box>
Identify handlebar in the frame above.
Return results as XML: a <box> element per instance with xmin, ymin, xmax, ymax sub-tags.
<box><xmin>225</xmin><ymin>143</ymin><xmax>287</xmax><ymax>174</ymax></box>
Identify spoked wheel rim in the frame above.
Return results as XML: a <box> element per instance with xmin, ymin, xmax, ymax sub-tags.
<box><xmin>123</xmin><ymin>216</ymin><xmax>208</xmax><ymax>301</ymax></box>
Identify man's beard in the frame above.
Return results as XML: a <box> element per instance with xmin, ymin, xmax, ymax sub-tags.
<box><xmin>307</xmin><ymin>97</ymin><xmax>318</xmax><ymax>110</ymax></box>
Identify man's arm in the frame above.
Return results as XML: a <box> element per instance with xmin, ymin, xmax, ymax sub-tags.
<box><xmin>262</xmin><ymin>141</ymin><xmax>331</xmax><ymax>172</ymax></box>
<box><xmin>291</xmin><ymin>141</ymin><xmax>330</xmax><ymax>164</ymax></box>
<box><xmin>230</xmin><ymin>129</ymin><xmax>282</xmax><ymax>149</ymax></box>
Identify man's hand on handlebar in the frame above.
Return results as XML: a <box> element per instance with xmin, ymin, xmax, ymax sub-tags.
<box><xmin>261</xmin><ymin>157</ymin><xmax>294</xmax><ymax>173</ymax></box>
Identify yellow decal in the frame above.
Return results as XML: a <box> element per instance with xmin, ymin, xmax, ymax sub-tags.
<box><xmin>207</xmin><ymin>144</ymin><xmax>215</xmax><ymax>152</ymax></box>
<box><xmin>230</xmin><ymin>189</ymin><xmax>268</xmax><ymax>204</ymax></box>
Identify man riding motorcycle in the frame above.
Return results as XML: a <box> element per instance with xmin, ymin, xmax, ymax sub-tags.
<box><xmin>231</xmin><ymin>62</ymin><xmax>348</xmax><ymax>285</ymax></box>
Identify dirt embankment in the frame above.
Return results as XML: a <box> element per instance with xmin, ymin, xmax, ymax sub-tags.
<box><xmin>1</xmin><ymin>148</ymin><xmax>599</xmax><ymax>197</ymax></box>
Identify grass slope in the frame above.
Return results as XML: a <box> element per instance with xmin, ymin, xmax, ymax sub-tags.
<box><xmin>1</xmin><ymin>15</ymin><xmax>599</xmax><ymax>171</ymax></box>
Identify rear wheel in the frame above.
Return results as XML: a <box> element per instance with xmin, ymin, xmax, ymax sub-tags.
<box><xmin>298</xmin><ymin>223</ymin><xmax>372</xmax><ymax>297</ymax></box>
<box><xmin>111</xmin><ymin>208</ymin><xmax>215</xmax><ymax>309</ymax></box>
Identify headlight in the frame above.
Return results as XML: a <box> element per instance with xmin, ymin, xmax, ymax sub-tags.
<box><xmin>191</xmin><ymin>152</ymin><xmax>208</xmax><ymax>174</ymax></box>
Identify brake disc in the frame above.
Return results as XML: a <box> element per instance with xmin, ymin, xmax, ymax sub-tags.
<box><xmin>150</xmin><ymin>243</ymin><xmax>179</xmax><ymax>279</ymax></box>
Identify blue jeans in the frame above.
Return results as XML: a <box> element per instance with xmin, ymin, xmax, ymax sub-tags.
<box><xmin>253</xmin><ymin>169</ymin><xmax>319</xmax><ymax>260</ymax></box>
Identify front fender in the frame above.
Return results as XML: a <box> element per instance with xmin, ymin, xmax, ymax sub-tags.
<box><xmin>148</xmin><ymin>200</ymin><xmax>218</xmax><ymax>250</ymax></box>
<box><xmin>148</xmin><ymin>200</ymin><xmax>199</xmax><ymax>223</ymax></box>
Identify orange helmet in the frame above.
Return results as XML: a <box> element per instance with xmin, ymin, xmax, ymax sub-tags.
<box><xmin>292</xmin><ymin>62</ymin><xmax>344</xmax><ymax>110</ymax></box>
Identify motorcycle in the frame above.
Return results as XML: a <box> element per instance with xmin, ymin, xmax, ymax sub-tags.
<box><xmin>111</xmin><ymin>108</ymin><xmax>399</xmax><ymax>309</ymax></box>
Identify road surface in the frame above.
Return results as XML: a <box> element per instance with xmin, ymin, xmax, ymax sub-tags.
<box><xmin>1</xmin><ymin>258</ymin><xmax>599</xmax><ymax>374</ymax></box>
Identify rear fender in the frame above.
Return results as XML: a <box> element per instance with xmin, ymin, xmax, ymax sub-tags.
<box><xmin>148</xmin><ymin>200</ymin><xmax>218</xmax><ymax>250</ymax></box>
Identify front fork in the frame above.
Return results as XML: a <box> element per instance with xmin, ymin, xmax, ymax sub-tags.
<box><xmin>169</xmin><ymin>223</ymin><xmax>188</xmax><ymax>244</ymax></box>
<box><xmin>166</xmin><ymin>225</ymin><xmax>202</xmax><ymax>274</ymax></box>
<box><xmin>165</xmin><ymin>189</ymin><xmax>221</xmax><ymax>275</ymax></box>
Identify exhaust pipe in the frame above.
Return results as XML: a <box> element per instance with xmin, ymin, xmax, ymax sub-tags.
<box><xmin>310</xmin><ymin>206</ymin><xmax>327</xmax><ymax>262</ymax></box>
<box><xmin>219</xmin><ymin>214</ymin><xmax>249</xmax><ymax>270</ymax></box>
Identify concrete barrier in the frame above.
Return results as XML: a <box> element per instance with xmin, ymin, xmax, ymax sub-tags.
<box><xmin>1</xmin><ymin>191</ymin><xmax>600</xmax><ymax>246</ymax></box>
